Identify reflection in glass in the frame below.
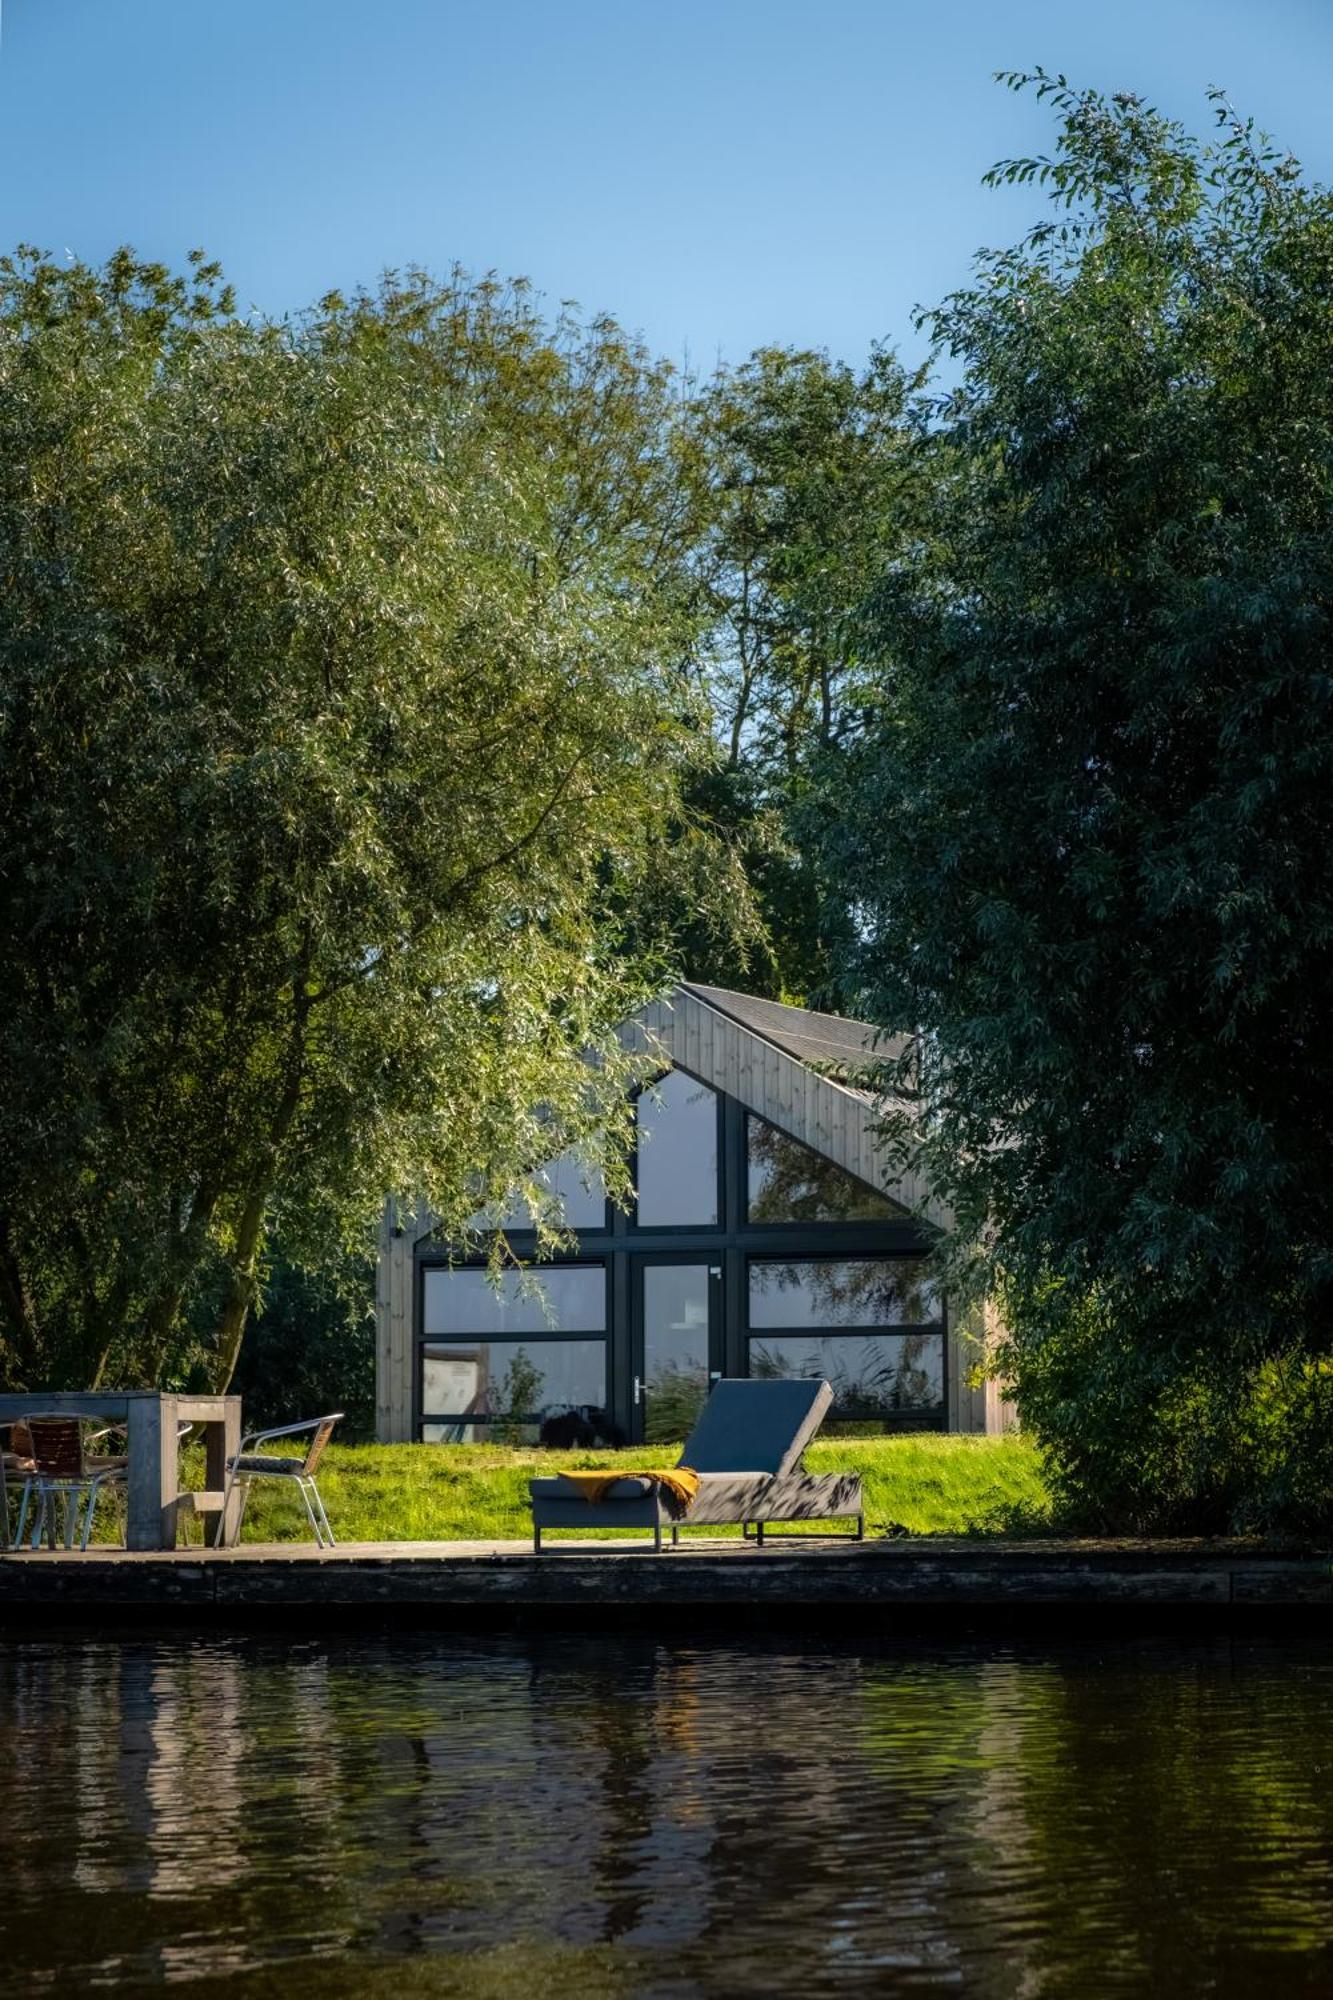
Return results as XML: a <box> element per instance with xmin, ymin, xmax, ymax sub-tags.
<box><xmin>636</xmin><ymin>1070</ymin><xmax>719</xmax><ymax>1226</ymax></box>
<box><xmin>422</xmin><ymin>1338</ymin><xmax>607</xmax><ymax>1443</ymax></box>
<box><xmin>748</xmin><ymin>1257</ymin><xmax>938</xmax><ymax>1329</ymax></box>
<box><xmin>643</xmin><ymin>1264</ymin><xmax>711</xmax><ymax>1444</ymax></box>
<box><xmin>748</xmin><ymin>1332</ymin><xmax>943</xmax><ymax>1416</ymax></box>
<box><xmin>747</xmin><ymin>1117</ymin><xmax>902</xmax><ymax>1224</ymax></box>
<box><xmin>423</xmin><ymin>1264</ymin><xmax>606</xmax><ymax>1337</ymax></box>
<box><xmin>470</xmin><ymin>1147</ymin><xmax>606</xmax><ymax>1234</ymax></box>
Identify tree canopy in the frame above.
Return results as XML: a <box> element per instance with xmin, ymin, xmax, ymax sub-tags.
<box><xmin>0</xmin><ymin>252</ymin><xmax>714</xmax><ymax>1391</ymax></box>
<box><xmin>676</xmin><ymin>346</ymin><xmax>919</xmax><ymax>1001</ymax></box>
<box><xmin>10</xmin><ymin>74</ymin><xmax>1331</xmax><ymax>1535</ymax></box>
<box><xmin>824</xmin><ymin>77</ymin><xmax>1333</xmax><ymax>1527</ymax></box>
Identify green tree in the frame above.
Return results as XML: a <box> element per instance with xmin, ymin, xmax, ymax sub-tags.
<box><xmin>826</xmin><ymin>78</ymin><xmax>1333</xmax><ymax>1528</ymax></box>
<box><xmin>492</xmin><ymin>1347</ymin><xmax>545</xmax><ymax>1446</ymax></box>
<box><xmin>0</xmin><ymin>251</ymin><xmax>712</xmax><ymax>1394</ymax></box>
<box><xmin>228</xmin><ymin>1249</ymin><xmax>375</xmax><ymax>1440</ymax></box>
<box><xmin>655</xmin><ymin>347</ymin><xmax>919</xmax><ymax>1002</ymax></box>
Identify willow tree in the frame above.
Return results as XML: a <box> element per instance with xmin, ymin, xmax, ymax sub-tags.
<box><xmin>0</xmin><ymin>250</ymin><xmax>711</xmax><ymax>1391</ymax></box>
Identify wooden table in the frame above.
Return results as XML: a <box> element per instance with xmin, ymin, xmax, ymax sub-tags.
<box><xmin>0</xmin><ymin>1392</ymin><xmax>241</xmax><ymax>1550</ymax></box>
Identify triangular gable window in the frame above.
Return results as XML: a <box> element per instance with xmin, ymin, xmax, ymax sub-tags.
<box><xmin>746</xmin><ymin>1116</ymin><xmax>904</xmax><ymax>1224</ymax></box>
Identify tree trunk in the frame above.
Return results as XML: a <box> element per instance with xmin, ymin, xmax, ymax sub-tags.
<box><xmin>0</xmin><ymin>1213</ymin><xmax>40</xmax><ymax>1386</ymax></box>
<box><xmin>212</xmin><ymin>1185</ymin><xmax>268</xmax><ymax>1393</ymax></box>
<box><xmin>137</xmin><ymin>1183</ymin><xmax>221</xmax><ymax>1380</ymax></box>
<box><xmin>211</xmin><ymin>958</ymin><xmax>313</xmax><ymax>1393</ymax></box>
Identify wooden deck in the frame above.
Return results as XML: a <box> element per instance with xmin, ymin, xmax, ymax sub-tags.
<box><xmin>2</xmin><ymin>1536</ymin><xmax>1332</xmax><ymax>1625</ymax></box>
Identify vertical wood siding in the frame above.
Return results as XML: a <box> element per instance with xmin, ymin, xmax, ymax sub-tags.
<box><xmin>375</xmin><ymin>1199</ymin><xmax>417</xmax><ymax>1443</ymax></box>
<box><xmin>634</xmin><ymin>989</ymin><xmax>950</xmax><ymax>1229</ymax></box>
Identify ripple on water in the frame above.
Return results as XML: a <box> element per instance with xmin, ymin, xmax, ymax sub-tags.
<box><xmin>2</xmin><ymin>1632</ymin><xmax>1333</xmax><ymax>1998</ymax></box>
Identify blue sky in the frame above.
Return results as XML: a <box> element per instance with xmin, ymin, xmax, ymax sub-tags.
<box><xmin>2</xmin><ymin>0</ymin><xmax>1330</xmax><ymax>373</ymax></box>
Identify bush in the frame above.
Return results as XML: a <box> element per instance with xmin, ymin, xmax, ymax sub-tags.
<box><xmin>1005</xmin><ymin>1282</ymin><xmax>1333</xmax><ymax>1536</ymax></box>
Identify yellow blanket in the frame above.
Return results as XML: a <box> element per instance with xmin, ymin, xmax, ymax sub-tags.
<box><xmin>559</xmin><ymin>1467</ymin><xmax>701</xmax><ymax>1515</ymax></box>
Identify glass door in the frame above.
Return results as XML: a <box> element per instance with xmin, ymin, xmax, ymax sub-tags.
<box><xmin>633</xmin><ymin>1260</ymin><xmax>721</xmax><ymax>1446</ymax></box>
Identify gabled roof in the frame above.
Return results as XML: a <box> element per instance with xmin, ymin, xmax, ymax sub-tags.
<box><xmin>679</xmin><ymin>982</ymin><xmax>904</xmax><ymax>1078</ymax></box>
<box><xmin>627</xmin><ymin>984</ymin><xmax>946</xmax><ymax>1229</ymax></box>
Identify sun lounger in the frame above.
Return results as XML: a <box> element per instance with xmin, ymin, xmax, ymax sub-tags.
<box><xmin>529</xmin><ymin>1377</ymin><xmax>863</xmax><ymax>1550</ymax></box>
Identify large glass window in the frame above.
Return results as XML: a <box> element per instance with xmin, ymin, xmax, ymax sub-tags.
<box><xmin>748</xmin><ymin>1257</ymin><xmax>938</xmax><ymax>1329</ymax></box>
<box><xmin>422</xmin><ymin>1338</ymin><xmax>608</xmax><ymax>1444</ymax></box>
<box><xmin>747</xmin><ymin>1117</ymin><xmax>902</xmax><ymax>1225</ymax></box>
<box><xmin>423</xmin><ymin>1264</ymin><xmax>606</xmax><ymax>1337</ymax></box>
<box><xmin>635</xmin><ymin>1069</ymin><xmax>719</xmax><ymax>1227</ymax></box>
<box><xmin>421</xmin><ymin>1261</ymin><xmax>607</xmax><ymax>1444</ymax></box>
<box><xmin>747</xmin><ymin>1256</ymin><xmax>943</xmax><ymax>1430</ymax></box>
<box><xmin>747</xmin><ymin>1333</ymin><xmax>943</xmax><ymax>1418</ymax></box>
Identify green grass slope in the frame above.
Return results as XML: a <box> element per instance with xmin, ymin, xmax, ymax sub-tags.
<box><xmin>220</xmin><ymin>1433</ymin><xmax>1050</xmax><ymax>1544</ymax></box>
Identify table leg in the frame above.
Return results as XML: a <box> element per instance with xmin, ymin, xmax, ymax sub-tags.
<box><xmin>206</xmin><ymin>1403</ymin><xmax>242</xmax><ymax>1547</ymax></box>
<box><xmin>126</xmin><ymin>1397</ymin><xmax>179</xmax><ymax>1550</ymax></box>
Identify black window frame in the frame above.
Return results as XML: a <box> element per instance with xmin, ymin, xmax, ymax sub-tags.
<box><xmin>416</xmin><ymin>1255</ymin><xmax>612</xmax><ymax>1439</ymax></box>
<box><xmin>412</xmin><ymin>1081</ymin><xmax>949</xmax><ymax>1442</ymax></box>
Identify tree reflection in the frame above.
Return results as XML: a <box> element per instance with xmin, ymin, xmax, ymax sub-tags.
<box><xmin>750</xmin><ymin>1331</ymin><xmax>940</xmax><ymax>1414</ymax></box>
<box><xmin>747</xmin><ymin>1119</ymin><xmax>905</xmax><ymax>1224</ymax></box>
<box><xmin>749</xmin><ymin>1256</ymin><xmax>939</xmax><ymax>1327</ymax></box>
<box><xmin>4</xmin><ymin>1636</ymin><xmax>1333</xmax><ymax>1996</ymax></box>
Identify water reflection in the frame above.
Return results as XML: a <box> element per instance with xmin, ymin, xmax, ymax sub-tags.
<box><xmin>2</xmin><ymin>1633</ymin><xmax>1332</xmax><ymax>1996</ymax></box>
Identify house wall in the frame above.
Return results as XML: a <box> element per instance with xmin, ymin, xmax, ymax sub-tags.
<box><xmin>947</xmin><ymin>1299</ymin><xmax>1016</xmax><ymax>1435</ymax></box>
<box><xmin>378</xmin><ymin>1230</ymin><xmax>1012</xmax><ymax>1443</ymax></box>
<box><xmin>376</xmin><ymin>989</ymin><xmax>1011</xmax><ymax>1444</ymax></box>
<box><xmin>375</xmin><ymin>1200</ymin><xmax>418</xmax><ymax>1444</ymax></box>
<box><xmin>628</xmin><ymin>992</ymin><xmax>950</xmax><ymax>1231</ymax></box>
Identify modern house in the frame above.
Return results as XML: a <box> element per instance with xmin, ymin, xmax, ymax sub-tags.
<box><xmin>375</xmin><ymin>983</ymin><xmax>1009</xmax><ymax>1446</ymax></box>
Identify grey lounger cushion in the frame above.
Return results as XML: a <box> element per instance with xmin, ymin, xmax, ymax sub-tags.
<box><xmin>681</xmin><ymin>1377</ymin><xmax>832</xmax><ymax>1476</ymax></box>
<box><xmin>528</xmin><ymin>1467</ymin><xmax>860</xmax><ymax>1531</ymax></box>
<box><xmin>529</xmin><ymin>1378</ymin><xmax>860</xmax><ymax>1538</ymax></box>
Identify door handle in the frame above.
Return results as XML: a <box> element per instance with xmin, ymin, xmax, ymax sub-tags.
<box><xmin>633</xmin><ymin>1375</ymin><xmax>643</xmax><ymax>1405</ymax></box>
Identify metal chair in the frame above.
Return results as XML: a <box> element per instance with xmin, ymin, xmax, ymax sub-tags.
<box><xmin>79</xmin><ymin>1424</ymin><xmax>131</xmax><ymax>1549</ymax></box>
<box><xmin>214</xmin><ymin>1413</ymin><xmax>342</xmax><ymax>1548</ymax></box>
<box><xmin>17</xmin><ymin>1417</ymin><xmax>128</xmax><ymax>1549</ymax></box>
<box><xmin>0</xmin><ymin>1421</ymin><xmax>37</xmax><ymax>1550</ymax></box>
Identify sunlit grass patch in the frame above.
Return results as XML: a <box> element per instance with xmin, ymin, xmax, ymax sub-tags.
<box><xmin>213</xmin><ymin>1432</ymin><xmax>1051</xmax><ymax>1545</ymax></box>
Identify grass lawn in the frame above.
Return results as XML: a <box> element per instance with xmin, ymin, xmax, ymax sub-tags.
<box><xmin>218</xmin><ymin>1433</ymin><xmax>1052</xmax><ymax>1545</ymax></box>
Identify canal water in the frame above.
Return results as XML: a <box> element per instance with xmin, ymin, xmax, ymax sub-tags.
<box><xmin>2</xmin><ymin>1631</ymin><xmax>1332</xmax><ymax>1997</ymax></box>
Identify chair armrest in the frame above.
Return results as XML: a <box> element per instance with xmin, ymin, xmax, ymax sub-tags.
<box><xmin>235</xmin><ymin>1413</ymin><xmax>345</xmax><ymax>1454</ymax></box>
